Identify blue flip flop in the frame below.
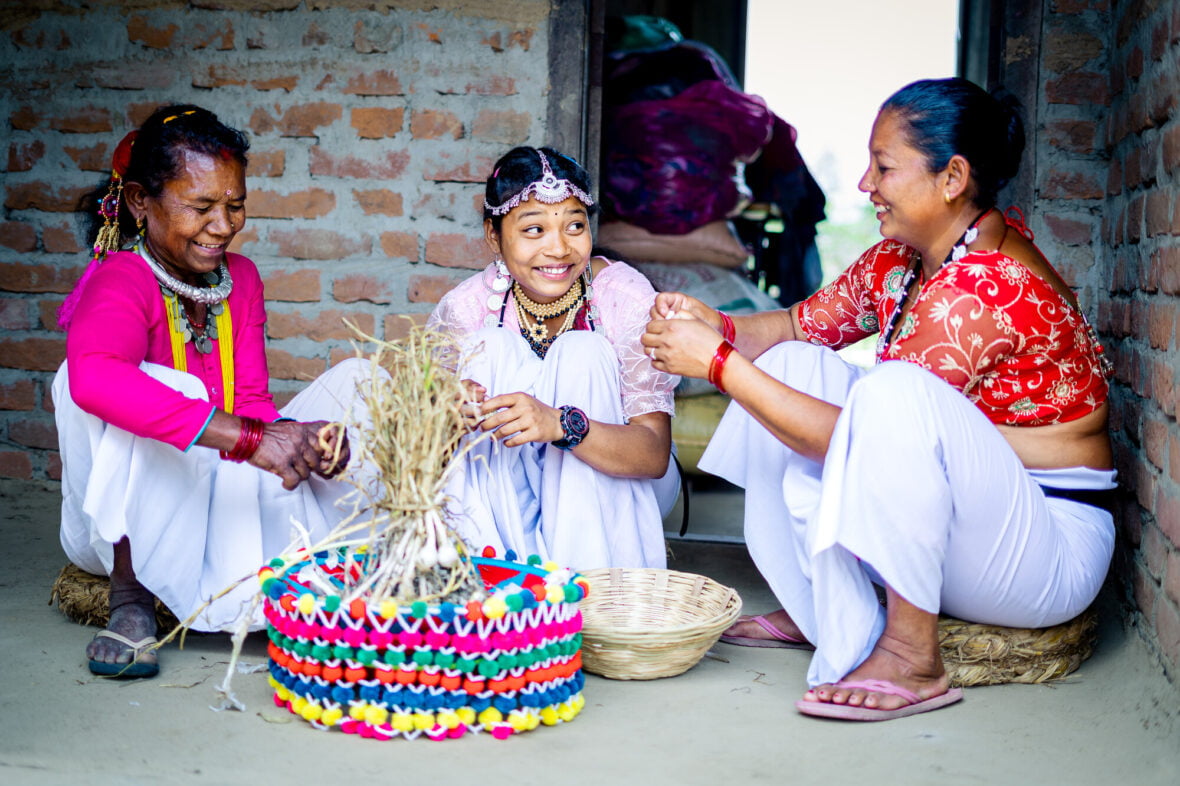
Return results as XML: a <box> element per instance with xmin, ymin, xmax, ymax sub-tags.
<box><xmin>88</xmin><ymin>630</ymin><xmax>160</xmax><ymax>679</ymax></box>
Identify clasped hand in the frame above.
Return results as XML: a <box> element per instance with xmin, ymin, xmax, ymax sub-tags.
<box><xmin>251</xmin><ymin>420</ymin><xmax>350</xmax><ymax>490</ymax></box>
<box><xmin>458</xmin><ymin>379</ymin><xmax>562</xmax><ymax>448</ymax></box>
<box><xmin>642</xmin><ymin>291</ymin><xmax>726</xmax><ymax>379</ymax></box>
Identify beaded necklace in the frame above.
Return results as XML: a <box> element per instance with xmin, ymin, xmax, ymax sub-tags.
<box><xmin>514</xmin><ymin>278</ymin><xmax>585</xmax><ymax>358</ymax></box>
<box><xmin>877</xmin><ymin>208</ymin><xmax>991</xmax><ymax>357</ymax></box>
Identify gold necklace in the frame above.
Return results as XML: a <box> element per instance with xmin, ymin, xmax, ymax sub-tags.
<box><xmin>514</xmin><ymin>279</ymin><xmax>585</xmax><ymax>358</ymax></box>
<box><xmin>513</xmin><ymin>278</ymin><xmax>583</xmax><ymax>319</ymax></box>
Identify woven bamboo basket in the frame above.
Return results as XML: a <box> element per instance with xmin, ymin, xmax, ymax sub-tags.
<box><xmin>938</xmin><ymin>610</ymin><xmax>1097</xmax><ymax>687</ymax></box>
<box><xmin>49</xmin><ymin>563</ymin><xmax>180</xmax><ymax>630</ymax></box>
<box><xmin>578</xmin><ymin>567</ymin><xmax>742</xmax><ymax>680</ymax></box>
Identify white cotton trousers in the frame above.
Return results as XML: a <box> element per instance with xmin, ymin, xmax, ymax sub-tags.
<box><xmin>443</xmin><ymin>328</ymin><xmax>678</xmax><ymax>570</ymax></box>
<box><xmin>698</xmin><ymin>342</ymin><xmax>1116</xmax><ymax>686</ymax></box>
<box><xmin>54</xmin><ymin>358</ymin><xmax>374</xmax><ymax>632</ymax></box>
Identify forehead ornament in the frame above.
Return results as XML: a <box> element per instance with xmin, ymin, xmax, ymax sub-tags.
<box><xmin>484</xmin><ymin>151</ymin><xmax>594</xmax><ymax>217</ymax></box>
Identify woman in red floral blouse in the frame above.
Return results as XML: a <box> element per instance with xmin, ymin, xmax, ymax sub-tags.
<box><xmin>643</xmin><ymin>78</ymin><xmax>1115</xmax><ymax>722</ymax></box>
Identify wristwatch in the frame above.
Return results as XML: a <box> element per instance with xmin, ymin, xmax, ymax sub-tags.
<box><xmin>552</xmin><ymin>405</ymin><xmax>589</xmax><ymax>450</ymax></box>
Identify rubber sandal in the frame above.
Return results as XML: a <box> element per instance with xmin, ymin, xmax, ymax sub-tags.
<box><xmin>796</xmin><ymin>679</ymin><xmax>963</xmax><ymax>722</ymax></box>
<box><xmin>719</xmin><ymin>614</ymin><xmax>813</xmax><ymax>650</ymax></box>
<box><xmin>88</xmin><ymin>630</ymin><xmax>160</xmax><ymax>679</ymax></box>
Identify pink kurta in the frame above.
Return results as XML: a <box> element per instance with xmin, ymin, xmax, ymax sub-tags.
<box><xmin>65</xmin><ymin>250</ymin><xmax>280</xmax><ymax>451</ymax></box>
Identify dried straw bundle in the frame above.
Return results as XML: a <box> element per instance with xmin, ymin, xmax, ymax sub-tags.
<box><xmin>938</xmin><ymin>611</ymin><xmax>1097</xmax><ymax>687</ymax></box>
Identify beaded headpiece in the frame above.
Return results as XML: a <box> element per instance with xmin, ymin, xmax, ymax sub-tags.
<box><xmin>483</xmin><ymin>150</ymin><xmax>595</xmax><ymax>217</ymax></box>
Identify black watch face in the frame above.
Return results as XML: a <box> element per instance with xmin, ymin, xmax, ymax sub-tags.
<box><xmin>566</xmin><ymin>408</ymin><xmax>589</xmax><ymax>436</ymax></box>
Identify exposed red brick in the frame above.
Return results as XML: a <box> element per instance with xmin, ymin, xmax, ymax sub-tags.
<box><xmin>465</xmin><ymin>74</ymin><xmax>517</xmax><ymax>96</ymax></box>
<box><xmin>193</xmin><ymin>63</ymin><xmax>297</xmax><ymax>91</ymax></box>
<box><xmin>48</xmin><ymin>106</ymin><xmax>114</xmax><ymax>134</ymax></box>
<box><xmin>1146</xmin><ymin>191</ymin><xmax>1173</xmax><ymax>237</ymax></box>
<box><xmin>508</xmin><ymin>29</ymin><xmax>534</xmax><ymax>50</ymax></box>
<box><xmin>81</xmin><ymin>64</ymin><xmax>175</xmax><ymax>91</ymax></box>
<box><xmin>379</xmin><ymin>231</ymin><xmax>418</xmax><ymax>261</ymax></box>
<box><xmin>247</xmin><ymin>149</ymin><xmax>285</xmax><ymax>178</ymax></box>
<box><xmin>64</xmin><ymin>142</ymin><xmax>111</xmax><ymax>173</ymax></box>
<box><xmin>38</xmin><ymin>299</ymin><xmax>64</xmax><ymax>331</ymax></box>
<box><xmin>9</xmin><ymin>417</ymin><xmax>58</xmax><ymax>450</ymax></box>
<box><xmin>1127</xmin><ymin>194</ymin><xmax>1145</xmax><ymax>244</ymax></box>
<box><xmin>0</xmin><ymin>379</ymin><xmax>36</xmax><ymax>410</ymax></box>
<box><xmin>1154</xmin><ymin>594</ymin><xmax>1180</xmax><ymax>670</ymax></box>
<box><xmin>425</xmin><ymin>233</ymin><xmax>489</xmax><ymax>269</ymax></box>
<box><xmin>46</xmin><ymin>451</ymin><xmax>62</xmax><ymax>480</ymax></box>
<box><xmin>267</xmin><ymin>309</ymin><xmax>373</xmax><ymax>341</ymax></box>
<box><xmin>1107</xmin><ymin>157</ymin><xmax>1124</xmax><ymax>197</ymax></box>
<box><xmin>471</xmin><ymin>109</ymin><xmax>530</xmax><ymax>144</ymax></box>
<box><xmin>0</xmin><ymin>451</ymin><xmax>33</xmax><ymax>480</ymax></box>
<box><xmin>42</xmin><ymin>223</ymin><xmax>80</xmax><ymax>254</ymax></box>
<box><xmin>1045</xmin><ymin>119</ymin><xmax>1097</xmax><ymax>155</ymax></box>
<box><xmin>226</xmin><ymin>225</ymin><xmax>259</xmax><ymax>256</ymax></box>
<box><xmin>408</xmin><ymin>274</ymin><xmax>462</xmax><ymax>304</ymax></box>
<box><xmin>343</xmin><ymin>69</ymin><xmax>404</xmax><ymax>96</ymax></box>
<box><xmin>1144</xmin><ymin>417</ymin><xmax>1168</xmax><ymax>469</ymax></box>
<box><xmin>1171</xmin><ymin>433</ymin><xmax>1180</xmax><ymax>486</ymax></box>
<box><xmin>5</xmin><ymin>181</ymin><xmax>91</xmax><ymax>213</ymax></box>
<box><xmin>188</xmin><ymin>18</ymin><xmax>235</xmax><ymax>50</ymax></box>
<box><xmin>410</xmin><ymin>109</ymin><xmax>463</xmax><ymax>141</ymax></box>
<box><xmin>271</xmin><ymin>228</ymin><xmax>371</xmax><ymax>260</ymax></box>
<box><xmin>1045</xmin><ymin>72</ymin><xmax>1109</xmax><ymax>105</ymax></box>
<box><xmin>0</xmin><ymin>337</ymin><xmax>66</xmax><ymax>371</ymax></box>
<box><xmin>127</xmin><ymin>14</ymin><xmax>179</xmax><ymax>49</ymax></box>
<box><xmin>271</xmin><ymin>389</ymin><xmax>297</xmax><ymax>410</ymax></box>
<box><xmin>309</xmin><ymin>148</ymin><xmax>409</xmax><ymax>179</ymax></box>
<box><xmin>1044</xmin><ymin>30</ymin><xmax>1102</xmax><ymax>73</ymax></box>
<box><xmin>422</xmin><ymin>153</ymin><xmax>495</xmax><ymax>184</ymax></box>
<box><xmin>482</xmin><ymin>31</ymin><xmax>505</xmax><ymax>52</ymax></box>
<box><xmin>248</xmin><ymin>188</ymin><xmax>335</xmax><ymax>219</ymax></box>
<box><xmin>333</xmin><ymin>274</ymin><xmax>393</xmax><ymax>304</ymax></box>
<box><xmin>127</xmin><ymin>102</ymin><xmax>167</xmax><ymax>129</ymax></box>
<box><xmin>416</xmin><ymin>23</ymin><xmax>443</xmax><ymax>44</ymax></box>
<box><xmin>250</xmin><ymin>103</ymin><xmax>341</xmax><ymax>137</ymax></box>
<box><xmin>0</xmin><ymin>298</ymin><xmax>29</xmax><ymax>329</ymax></box>
<box><xmin>40</xmin><ymin>380</ymin><xmax>56</xmax><ymax>414</ymax></box>
<box><xmin>1151</xmin><ymin>359</ymin><xmax>1177</xmax><ymax>418</ymax></box>
<box><xmin>7</xmin><ymin>139</ymin><xmax>45</xmax><ymax>172</ymax></box>
<box><xmin>0</xmin><ymin>222</ymin><xmax>37</xmax><ymax>252</ymax></box>
<box><xmin>11</xmin><ymin>22</ymin><xmax>70</xmax><ymax>51</ymax></box>
<box><xmin>350</xmin><ymin>107</ymin><xmax>404</xmax><ymax>139</ymax></box>
<box><xmin>1152</xmin><ymin>247</ymin><xmax>1180</xmax><ymax>294</ymax></box>
<box><xmin>353</xmin><ymin>189</ymin><xmax>404</xmax><ymax>217</ymax></box>
<box><xmin>265</xmin><ymin>348</ymin><xmax>326</xmax><ymax>381</ymax></box>
<box><xmin>0</xmin><ymin>262</ymin><xmax>80</xmax><ymax>293</ymax></box>
<box><xmin>384</xmin><ymin>312</ymin><xmax>428</xmax><ymax>341</ymax></box>
<box><xmin>1043</xmin><ymin>214</ymin><xmax>1093</xmax><ymax>246</ymax></box>
<box><xmin>327</xmin><ymin>347</ymin><xmax>354</xmax><ymax>368</ymax></box>
<box><xmin>263</xmin><ymin>269</ymin><xmax>321</xmax><ymax>302</ymax></box>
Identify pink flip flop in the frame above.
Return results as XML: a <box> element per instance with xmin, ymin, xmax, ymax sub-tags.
<box><xmin>795</xmin><ymin>679</ymin><xmax>964</xmax><ymax>722</ymax></box>
<box><xmin>719</xmin><ymin>614</ymin><xmax>813</xmax><ymax>650</ymax></box>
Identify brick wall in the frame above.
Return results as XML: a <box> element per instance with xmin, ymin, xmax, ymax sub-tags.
<box><xmin>0</xmin><ymin>0</ymin><xmax>566</xmax><ymax>480</ymax></box>
<box><xmin>1001</xmin><ymin>0</ymin><xmax>1180</xmax><ymax>679</ymax></box>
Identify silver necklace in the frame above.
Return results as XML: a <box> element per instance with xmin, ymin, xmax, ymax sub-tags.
<box><xmin>134</xmin><ymin>238</ymin><xmax>233</xmax><ymax>305</ymax></box>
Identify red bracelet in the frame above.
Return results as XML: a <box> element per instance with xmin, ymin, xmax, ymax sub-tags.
<box><xmin>708</xmin><ymin>340</ymin><xmax>736</xmax><ymax>394</ymax></box>
<box><xmin>718</xmin><ymin>310</ymin><xmax>736</xmax><ymax>344</ymax></box>
<box><xmin>220</xmin><ymin>417</ymin><xmax>265</xmax><ymax>462</ymax></box>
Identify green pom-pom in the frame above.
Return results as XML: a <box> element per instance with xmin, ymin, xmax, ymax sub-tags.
<box><xmin>383</xmin><ymin>649</ymin><xmax>406</xmax><ymax>667</ymax></box>
<box><xmin>332</xmin><ymin>644</ymin><xmax>354</xmax><ymax>661</ymax></box>
<box><xmin>356</xmin><ymin>648</ymin><xmax>378</xmax><ymax>666</ymax></box>
<box><xmin>434</xmin><ymin>652</ymin><xmax>456</xmax><ymax>669</ymax></box>
<box><xmin>268</xmin><ymin>558</ymin><xmax>285</xmax><ymax>569</ymax></box>
<box><xmin>526</xmin><ymin>554</ymin><xmax>542</xmax><ymax>566</ymax></box>
<box><xmin>411</xmin><ymin>600</ymin><xmax>428</xmax><ymax>619</ymax></box>
<box><xmin>478</xmin><ymin>658</ymin><xmax>500</xmax><ymax>678</ymax></box>
<box><xmin>412</xmin><ymin>649</ymin><xmax>434</xmax><ymax>667</ymax></box>
<box><xmin>323</xmin><ymin>595</ymin><xmax>341</xmax><ymax>613</ymax></box>
<box><xmin>506</xmin><ymin>594</ymin><xmax>524</xmax><ymax>612</ymax></box>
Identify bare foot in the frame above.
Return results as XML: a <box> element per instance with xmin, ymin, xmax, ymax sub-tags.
<box><xmin>722</xmin><ymin>608</ymin><xmax>808</xmax><ymax>644</ymax></box>
<box><xmin>87</xmin><ymin>587</ymin><xmax>159</xmax><ymax>669</ymax></box>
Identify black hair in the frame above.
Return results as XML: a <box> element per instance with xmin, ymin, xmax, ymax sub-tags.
<box><xmin>482</xmin><ymin>146</ymin><xmax>598</xmax><ymax>231</ymax></box>
<box><xmin>79</xmin><ymin>103</ymin><xmax>250</xmax><ymax>246</ymax></box>
<box><xmin>881</xmin><ymin>78</ymin><xmax>1024</xmax><ymax>209</ymax></box>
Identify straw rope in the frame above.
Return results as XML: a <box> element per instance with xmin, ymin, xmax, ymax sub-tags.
<box><xmin>578</xmin><ymin>567</ymin><xmax>742</xmax><ymax>680</ymax></box>
<box><xmin>938</xmin><ymin>610</ymin><xmax>1097</xmax><ymax>687</ymax></box>
<box><xmin>49</xmin><ymin>563</ymin><xmax>180</xmax><ymax>630</ymax></box>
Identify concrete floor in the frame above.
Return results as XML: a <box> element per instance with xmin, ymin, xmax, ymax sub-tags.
<box><xmin>2</xmin><ymin>477</ymin><xmax>1179</xmax><ymax>785</ymax></box>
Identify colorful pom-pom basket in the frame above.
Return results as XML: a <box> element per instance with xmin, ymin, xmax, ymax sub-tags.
<box><xmin>262</xmin><ymin>548</ymin><xmax>589</xmax><ymax>741</ymax></box>
<box><xmin>577</xmin><ymin>567</ymin><xmax>742</xmax><ymax>680</ymax></box>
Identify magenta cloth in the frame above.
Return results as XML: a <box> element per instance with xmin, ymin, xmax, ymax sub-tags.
<box><xmin>427</xmin><ymin>258</ymin><xmax>677</xmax><ymax>419</ymax></box>
<box><xmin>64</xmin><ymin>250</ymin><xmax>280</xmax><ymax>451</ymax></box>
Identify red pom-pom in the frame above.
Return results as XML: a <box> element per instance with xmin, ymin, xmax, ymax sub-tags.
<box><xmin>111</xmin><ymin>130</ymin><xmax>138</xmax><ymax>178</ymax></box>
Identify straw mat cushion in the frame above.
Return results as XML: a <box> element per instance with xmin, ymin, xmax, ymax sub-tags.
<box><xmin>50</xmin><ymin>563</ymin><xmax>180</xmax><ymax>629</ymax></box>
<box><xmin>938</xmin><ymin>610</ymin><xmax>1097</xmax><ymax>687</ymax></box>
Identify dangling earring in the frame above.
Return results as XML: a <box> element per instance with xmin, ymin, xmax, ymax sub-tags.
<box><xmin>136</xmin><ymin>215</ymin><xmax>145</xmax><ymax>236</ymax></box>
<box><xmin>485</xmin><ymin>255</ymin><xmax>512</xmax><ymax>327</ymax></box>
<box><xmin>492</xmin><ymin>256</ymin><xmax>510</xmax><ymax>291</ymax></box>
<box><xmin>92</xmin><ymin>176</ymin><xmax>124</xmax><ymax>259</ymax></box>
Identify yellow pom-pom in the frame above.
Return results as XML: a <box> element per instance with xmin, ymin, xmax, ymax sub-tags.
<box><xmin>257</xmin><ymin>568</ymin><xmax>274</xmax><ymax>584</ymax></box>
<box><xmin>539</xmin><ymin>706</ymin><xmax>559</xmax><ymax>726</ymax></box>
<box><xmin>273</xmin><ymin>684</ymin><xmax>291</xmax><ymax>701</ymax></box>
<box><xmin>478</xmin><ymin>707</ymin><xmax>503</xmax><ymax>727</ymax></box>
<box><xmin>542</xmin><ymin>561</ymin><xmax>559</xmax><ymax>573</ymax></box>
<box><xmin>364</xmin><ymin>705</ymin><xmax>388</xmax><ymax>726</ymax></box>
<box><xmin>507</xmin><ymin>710</ymin><xmax>530</xmax><ymax>732</ymax></box>
<box><xmin>412</xmin><ymin>712</ymin><xmax>435</xmax><ymax>731</ymax></box>
<box><xmin>349</xmin><ymin>703</ymin><xmax>367</xmax><ymax>720</ymax></box>
<box><xmin>483</xmin><ymin>597</ymin><xmax>507</xmax><ymax>619</ymax></box>
<box><xmin>301</xmin><ymin>702</ymin><xmax>323</xmax><ymax>722</ymax></box>
<box><xmin>456</xmin><ymin>707</ymin><xmax>476</xmax><ymax>726</ymax></box>
<box><xmin>437</xmin><ymin>709</ymin><xmax>461</xmax><ymax>729</ymax></box>
<box><xmin>321</xmin><ymin>707</ymin><xmax>343</xmax><ymax>727</ymax></box>
<box><xmin>527</xmin><ymin>711</ymin><xmax>541</xmax><ymax>730</ymax></box>
<box><xmin>546</xmin><ymin>586</ymin><xmax>564</xmax><ymax>603</ymax></box>
<box><xmin>379</xmin><ymin>599</ymin><xmax>398</xmax><ymax>619</ymax></box>
<box><xmin>290</xmin><ymin>696</ymin><xmax>307</xmax><ymax>715</ymax></box>
<box><xmin>391</xmin><ymin>713</ymin><xmax>414</xmax><ymax>733</ymax></box>
<box><xmin>557</xmin><ymin>702</ymin><xmax>576</xmax><ymax>722</ymax></box>
<box><xmin>297</xmin><ymin>593</ymin><xmax>316</xmax><ymax>615</ymax></box>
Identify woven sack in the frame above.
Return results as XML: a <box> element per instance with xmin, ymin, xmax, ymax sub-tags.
<box><xmin>579</xmin><ymin>567</ymin><xmax>742</xmax><ymax>680</ymax></box>
<box><xmin>49</xmin><ymin>563</ymin><xmax>180</xmax><ymax>630</ymax></box>
<box><xmin>938</xmin><ymin>610</ymin><xmax>1097</xmax><ymax>687</ymax></box>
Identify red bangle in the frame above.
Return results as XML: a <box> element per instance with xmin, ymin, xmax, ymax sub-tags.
<box><xmin>708</xmin><ymin>340</ymin><xmax>736</xmax><ymax>394</ymax></box>
<box><xmin>718</xmin><ymin>311</ymin><xmax>736</xmax><ymax>344</ymax></box>
<box><xmin>220</xmin><ymin>417</ymin><xmax>265</xmax><ymax>462</ymax></box>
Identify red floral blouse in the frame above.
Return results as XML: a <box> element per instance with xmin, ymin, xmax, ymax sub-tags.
<box><xmin>797</xmin><ymin>228</ymin><xmax>1111</xmax><ymax>426</ymax></box>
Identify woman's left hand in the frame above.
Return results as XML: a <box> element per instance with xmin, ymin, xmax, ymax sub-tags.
<box><xmin>477</xmin><ymin>392</ymin><xmax>562</xmax><ymax>448</ymax></box>
<box><xmin>642</xmin><ymin>313</ymin><xmax>727</xmax><ymax>380</ymax></box>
